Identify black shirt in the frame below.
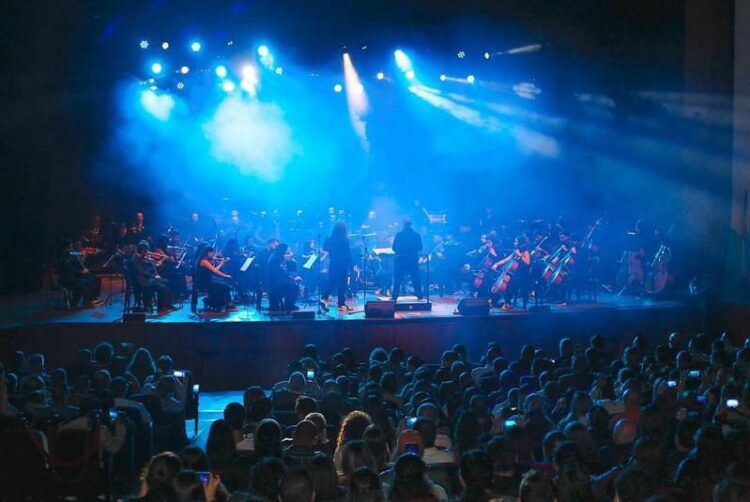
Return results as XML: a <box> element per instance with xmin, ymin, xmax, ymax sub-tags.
<box><xmin>392</xmin><ymin>227</ymin><xmax>423</xmax><ymax>260</ymax></box>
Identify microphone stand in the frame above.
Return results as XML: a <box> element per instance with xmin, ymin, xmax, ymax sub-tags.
<box><xmin>316</xmin><ymin>234</ymin><xmax>333</xmax><ymax>319</ymax></box>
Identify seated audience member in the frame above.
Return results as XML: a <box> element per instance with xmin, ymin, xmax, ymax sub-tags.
<box><xmin>339</xmin><ymin>439</ymin><xmax>377</xmax><ymax>485</ymax></box>
<box><xmin>519</xmin><ymin>468</ymin><xmax>555</xmax><ymax>502</ymax></box>
<box><xmin>138</xmin><ymin>451</ymin><xmax>182</xmax><ymax>499</ymax></box>
<box><xmin>279</xmin><ymin>468</ymin><xmax>315</xmax><ymax>502</ymax></box>
<box><xmin>485</xmin><ymin>436</ymin><xmax>522</xmax><ymax>498</ymax></box>
<box><xmin>111</xmin><ymin>376</ymin><xmax>151</xmax><ymax>428</ymax></box>
<box><xmin>599</xmin><ymin>418</ymin><xmax>636</xmax><ymax>470</ymax></box>
<box><xmin>385</xmin><ymin>453</ymin><xmax>447</xmax><ymax>502</ymax></box>
<box><xmin>305</xmin><ymin>412</ymin><xmax>332</xmax><ymax>456</ymax></box>
<box><xmin>334</xmin><ymin>411</ymin><xmax>373</xmax><ymax>471</ymax></box>
<box><xmin>349</xmin><ymin>466</ymin><xmax>384</xmax><ymax>502</ymax></box>
<box><xmin>458</xmin><ymin>450</ymin><xmax>495</xmax><ymax>502</ymax></box>
<box><xmin>284</xmin><ymin>420</ymin><xmax>322</xmax><ymax>465</ymax></box>
<box><xmin>305</xmin><ymin>453</ymin><xmax>347</xmax><ymax>501</ymax></box>
<box><xmin>60</xmin><ymin>397</ymin><xmax>127</xmax><ymax>455</ymax></box>
<box><xmin>413</xmin><ymin>417</ymin><xmax>455</xmax><ymax>465</ymax></box>
<box><xmin>250</xmin><ymin>456</ymin><xmax>287</xmax><ymax>501</ymax></box>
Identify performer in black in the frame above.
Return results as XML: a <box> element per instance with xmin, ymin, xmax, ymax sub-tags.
<box><xmin>392</xmin><ymin>218</ymin><xmax>423</xmax><ymax>301</ymax></box>
<box><xmin>266</xmin><ymin>243</ymin><xmax>299</xmax><ymax>312</ymax></box>
<box><xmin>133</xmin><ymin>240</ymin><xmax>175</xmax><ymax>312</ymax></box>
<box><xmin>57</xmin><ymin>240</ymin><xmax>101</xmax><ymax>307</ymax></box>
<box><xmin>254</xmin><ymin>238</ymin><xmax>279</xmax><ymax>309</ymax></box>
<box><xmin>320</xmin><ymin>221</ymin><xmax>352</xmax><ymax>312</ymax></box>
<box><xmin>192</xmin><ymin>244</ymin><xmax>233</xmax><ymax>312</ymax></box>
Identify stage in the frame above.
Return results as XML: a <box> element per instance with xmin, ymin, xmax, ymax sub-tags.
<box><xmin>0</xmin><ymin>282</ymin><xmax>708</xmax><ymax>389</ymax></box>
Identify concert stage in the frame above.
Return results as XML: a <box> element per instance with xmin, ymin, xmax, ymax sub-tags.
<box><xmin>0</xmin><ymin>285</ymin><xmax>706</xmax><ymax>389</ymax></box>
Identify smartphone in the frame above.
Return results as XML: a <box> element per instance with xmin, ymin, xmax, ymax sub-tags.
<box><xmin>406</xmin><ymin>416</ymin><xmax>417</xmax><ymax>429</ymax></box>
<box><xmin>197</xmin><ymin>471</ymin><xmax>211</xmax><ymax>485</ymax></box>
<box><xmin>695</xmin><ymin>395</ymin><xmax>707</xmax><ymax>405</ymax></box>
<box><xmin>306</xmin><ymin>369</ymin><xmax>315</xmax><ymax>381</ymax></box>
<box><xmin>193</xmin><ymin>384</ymin><xmax>200</xmax><ymax>394</ymax></box>
<box><xmin>404</xmin><ymin>443</ymin><xmax>420</xmax><ymax>455</ymax></box>
<box><xmin>504</xmin><ymin>419</ymin><xmax>518</xmax><ymax>428</ymax></box>
<box><xmin>726</xmin><ymin>399</ymin><xmax>740</xmax><ymax>409</ymax></box>
<box><xmin>688</xmin><ymin>370</ymin><xmax>701</xmax><ymax>379</ymax></box>
<box><xmin>109</xmin><ymin>409</ymin><xmax>119</xmax><ymax>422</ymax></box>
<box><xmin>173</xmin><ymin>370</ymin><xmax>185</xmax><ymax>378</ymax></box>
<box><xmin>666</xmin><ymin>380</ymin><xmax>677</xmax><ymax>388</ymax></box>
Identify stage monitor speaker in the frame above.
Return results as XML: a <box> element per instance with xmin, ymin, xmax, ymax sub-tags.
<box><xmin>528</xmin><ymin>305</ymin><xmax>551</xmax><ymax>314</ymax></box>
<box><xmin>292</xmin><ymin>310</ymin><xmax>316</xmax><ymax>320</ymax></box>
<box><xmin>456</xmin><ymin>298</ymin><xmax>489</xmax><ymax>316</ymax></box>
<box><xmin>123</xmin><ymin>313</ymin><xmax>146</xmax><ymax>323</ymax></box>
<box><xmin>365</xmin><ymin>301</ymin><xmax>396</xmax><ymax>319</ymax></box>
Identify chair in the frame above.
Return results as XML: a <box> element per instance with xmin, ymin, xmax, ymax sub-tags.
<box><xmin>176</xmin><ymin>369</ymin><xmax>201</xmax><ymax>436</ymax></box>
<box><xmin>122</xmin><ymin>259</ymin><xmax>146</xmax><ymax>314</ymax></box>
<box><xmin>46</xmin><ymin>265</ymin><xmax>73</xmax><ymax>310</ymax></box>
<box><xmin>0</xmin><ymin>428</ymin><xmax>53</xmax><ymax>499</ymax></box>
<box><xmin>51</xmin><ymin>427</ymin><xmax>111</xmax><ymax>499</ymax></box>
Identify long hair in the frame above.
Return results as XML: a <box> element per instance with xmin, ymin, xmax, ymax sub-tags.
<box><xmin>330</xmin><ymin>221</ymin><xmax>349</xmax><ymax>244</ymax></box>
<box><xmin>336</xmin><ymin>411</ymin><xmax>373</xmax><ymax>451</ymax></box>
<box><xmin>388</xmin><ymin>454</ymin><xmax>436</xmax><ymax>502</ymax></box>
<box><xmin>270</xmin><ymin>243</ymin><xmax>289</xmax><ymax>266</ymax></box>
<box><xmin>193</xmin><ymin>243</ymin><xmax>212</xmax><ymax>270</ymax></box>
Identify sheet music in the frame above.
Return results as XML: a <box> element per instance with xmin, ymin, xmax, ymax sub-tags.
<box><xmin>240</xmin><ymin>257</ymin><xmax>254</xmax><ymax>272</ymax></box>
<box><xmin>303</xmin><ymin>254</ymin><xmax>318</xmax><ymax>270</ymax></box>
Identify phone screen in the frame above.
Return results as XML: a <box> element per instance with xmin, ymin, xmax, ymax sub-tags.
<box><xmin>504</xmin><ymin>419</ymin><xmax>518</xmax><ymax>428</ymax></box>
<box><xmin>173</xmin><ymin>370</ymin><xmax>185</xmax><ymax>378</ymax></box>
<box><xmin>688</xmin><ymin>370</ymin><xmax>701</xmax><ymax>379</ymax></box>
<box><xmin>727</xmin><ymin>399</ymin><xmax>740</xmax><ymax>409</ymax></box>
<box><xmin>306</xmin><ymin>370</ymin><xmax>315</xmax><ymax>381</ymax></box>
<box><xmin>404</xmin><ymin>443</ymin><xmax>420</xmax><ymax>455</ymax></box>
<box><xmin>197</xmin><ymin>471</ymin><xmax>210</xmax><ymax>485</ymax></box>
<box><xmin>406</xmin><ymin>417</ymin><xmax>417</xmax><ymax>429</ymax></box>
<box><xmin>666</xmin><ymin>380</ymin><xmax>677</xmax><ymax>388</ymax></box>
<box><xmin>109</xmin><ymin>409</ymin><xmax>118</xmax><ymax>422</ymax></box>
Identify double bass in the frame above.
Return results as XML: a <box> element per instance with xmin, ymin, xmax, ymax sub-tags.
<box><xmin>473</xmin><ymin>246</ymin><xmax>498</xmax><ymax>290</ymax></box>
<box><xmin>644</xmin><ymin>226</ymin><xmax>673</xmax><ymax>294</ymax></box>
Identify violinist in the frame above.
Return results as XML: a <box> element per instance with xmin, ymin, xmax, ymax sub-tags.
<box><xmin>152</xmin><ymin>234</ymin><xmax>186</xmax><ymax>298</ymax></box>
<box><xmin>134</xmin><ymin>240</ymin><xmax>175</xmax><ymax>312</ymax></box>
<box><xmin>193</xmin><ymin>244</ymin><xmax>233</xmax><ymax>312</ymax></box>
<box><xmin>266</xmin><ymin>243</ymin><xmax>300</xmax><ymax>312</ymax></box>
<box><xmin>491</xmin><ymin>235</ymin><xmax>532</xmax><ymax>310</ymax></box>
<box><xmin>222</xmin><ymin>238</ymin><xmax>248</xmax><ymax>300</ymax></box>
<box><xmin>58</xmin><ymin>240</ymin><xmax>102</xmax><ymax>308</ymax></box>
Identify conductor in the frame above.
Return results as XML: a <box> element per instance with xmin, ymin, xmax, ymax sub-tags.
<box><xmin>392</xmin><ymin>218</ymin><xmax>423</xmax><ymax>301</ymax></box>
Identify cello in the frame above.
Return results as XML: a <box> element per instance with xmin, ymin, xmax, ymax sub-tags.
<box><xmin>546</xmin><ymin>219</ymin><xmax>602</xmax><ymax>287</ymax></box>
<box><xmin>473</xmin><ymin>245</ymin><xmax>498</xmax><ymax>290</ymax></box>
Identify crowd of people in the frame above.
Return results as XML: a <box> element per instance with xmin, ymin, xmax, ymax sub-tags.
<box><xmin>2</xmin><ymin>329</ymin><xmax>750</xmax><ymax>501</ymax></box>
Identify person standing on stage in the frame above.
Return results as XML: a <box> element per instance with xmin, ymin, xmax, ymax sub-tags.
<box><xmin>392</xmin><ymin>218</ymin><xmax>424</xmax><ymax>301</ymax></box>
<box><xmin>320</xmin><ymin>221</ymin><xmax>352</xmax><ymax>312</ymax></box>
<box><xmin>254</xmin><ymin>238</ymin><xmax>279</xmax><ymax>310</ymax></box>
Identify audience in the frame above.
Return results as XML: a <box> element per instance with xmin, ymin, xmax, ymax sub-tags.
<box><xmin>3</xmin><ymin>331</ymin><xmax>750</xmax><ymax>501</ymax></box>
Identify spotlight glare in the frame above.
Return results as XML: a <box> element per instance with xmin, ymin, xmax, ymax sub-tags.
<box><xmin>439</xmin><ymin>74</ymin><xmax>447</xmax><ymax>81</ymax></box>
<box><xmin>151</xmin><ymin>62</ymin><xmax>163</xmax><ymax>74</ymax></box>
<box><xmin>457</xmin><ymin>50</ymin><xmax>466</xmax><ymax>59</ymax></box>
<box><xmin>221</xmin><ymin>80</ymin><xmax>236</xmax><ymax>92</ymax></box>
<box><xmin>357</xmin><ymin>83</ymin><xmax>365</xmax><ymax>93</ymax></box>
<box><xmin>139</xmin><ymin>40</ymin><xmax>149</xmax><ymax>49</ymax></box>
<box><xmin>376</xmin><ymin>71</ymin><xmax>384</xmax><ymax>80</ymax></box>
<box><xmin>467</xmin><ymin>75</ymin><xmax>476</xmax><ymax>84</ymax></box>
<box><xmin>161</xmin><ymin>41</ymin><xmax>170</xmax><ymax>50</ymax></box>
<box><xmin>190</xmin><ymin>41</ymin><xmax>202</xmax><ymax>52</ymax></box>
<box><xmin>275</xmin><ymin>66</ymin><xmax>284</xmax><ymax>75</ymax></box>
<box><xmin>394</xmin><ymin>50</ymin><xmax>411</xmax><ymax>71</ymax></box>
<box><xmin>215</xmin><ymin>65</ymin><xmax>228</xmax><ymax>78</ymax></box>
<box><xmin>180</xmin><ymin>65</ymin><xmax>190</xmax><ymax>74</ymax></box>
<box><xmin>406</xmin><ymin>70</ymin><xmax>416</xmax><ymax>80</ymax></box>
<box><xmin>257</xmin><ymin>45</ymin><xmax>269</xmax><ymax>57</ymax></box>
<box><xmin>333</xmin><ymin>83</ymin><xmax>343</xmax><ymax>93</ymax></box>
<box><xmin>484</xmin><ymin>52</ymin><xmax>490</xmax><ymax>60</ymax></box>
<box><xmin>176</xmin><ymin>81</ymin><xmax>185</xmax><ymax>90</ymax></box>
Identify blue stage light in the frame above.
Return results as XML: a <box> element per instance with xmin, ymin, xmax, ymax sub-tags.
<box><xmin>161</xmin><ymin>41</ymin><xmax>170</xmax><ymax>50</ymax></box>
<box><xmin>151</xmin><ymin>62</ymin><xmax>163</xmax><ymax>74</ymax></box>
<box><xmin>406</xmin><ymin>70</ymin><xmax>415</xmax><ymax>80</ymax></box>
<box><xmin>176</xmin><ymin>82</ymin><xmax>185</xmax><ymax>90</ymax></box>
<box><xmin>457</xmin><ymin>50</ymin><xmax>466</xmax><ymax>59</ymax></box>
<box><xmin>258</xmin><ymin>45</ymin><xmax>269</xmax><ymax>57</ymax></box>
<box><xmin>484</xmin><ymin>52</ymin><xmax>490</xmax><ymax>60</ymax></box>
<box><xmin>333</xmin><ymin>83</ymin><xmax>343</xmax><ymax>93</ymax></box>
<box><xmin>376</xmin><ymin>72</ymin><xmax>384</xmax><ymax>80</ymax></box>
<box><xmin>215</xmin><ymin>65</ymin><xmax>228</xmax><ymax>78</ymax></box>
<box><xmin>180</xmin><ymin>65</ymin><xmax>190</xmax><ymax>74</ymax></box>
<box><xmin>222</xmin><ymin>80</ymin><xmax>236</xmax><ymax>92</ymax></box>
<box><xmin>394</xmin><ymin>50</ymin><xmax>411</xmax><ymax>71</ymax></box>
<box><xmin>139</xmin><ymin>40</ymin><xmax>149</xmax><ymax>49</ymax></box>
<box><xmin>440</xmin><ymin>74</ymin><xmax>447</xmax><ymax>81</ymax></box>
<box><xmin>275</xmin><ymin>66</ymin><xmax>284</xmax><ymax>75</ymax></box>
<box><xmin>190</xmin><ymin>41</ymin><xmax>202</xmax><ymax>52</ymax></box>
<box><xmin>467</xmin><ymin>75</ymin><xmax>475</xmax><ymax>84</ymax></box>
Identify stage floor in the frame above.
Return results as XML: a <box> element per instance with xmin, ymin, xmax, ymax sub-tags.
<box><xmin>0</xmin><ymin>279</ymin><xmax>687</xmax><ymax>329</ymax></box>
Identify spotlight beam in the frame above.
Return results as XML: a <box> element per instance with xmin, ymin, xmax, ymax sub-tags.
<box><xmin>343</xmin><ymin>53</ymin><xmax>370</xmax><ymax>151</ymax></box>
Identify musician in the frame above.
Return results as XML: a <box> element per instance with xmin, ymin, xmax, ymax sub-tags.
<box><xmin>154</xmin><ymin>234</ymin><xmax>186</xmax><ymax>298</ymax></box>
<box><xmin>474</xmin><ymin>234</ymin><xmax>500</xmax><ymax>298</ymax></box>
<box><xmin>57</xmin><ymin>240</ymin><xmax>102</xmax><ymax>307</ymax></box>
<box><xmin>83</xmin><ymin>214</ymin><xmax>105</xmax><ymax>249</ymax></box>
<box><xmin>266</xmin><ymin>243</ymin><xmax>300</xmax><ymax>312</ymax></box>
<box><xmin>129</xmin><ymin>211</ymin><xmax>147</xmax><ymax>243</ymax></box>
<box><xmin>133</xmin><ymin>240</ymin><xmax>175</xmax><ymax>312</ymax></box>
<box><xmin>427</xmin><ymin>233</ymin><xmax>448</xmax><ymax>296</ymax></box>
<box><xmin>492</xmin><ymin>235</ymin><xmax>532</xmax><ymax>310</ymax></box>
<box><xmin>186</xmin><ymin>211</ymin><xmax>215</xmax><ymax>245</ymax></box>
<box><xmin>193</xmin><ymin>244</ymin><xmax>233</xmax><ymax>311</ymax></box>
<box><xmin>320</xmin><ymin>221</ymin><xmax>352</xmax><ymax>312</ymax></box>
<box><xmin>222</xmin><ymin>238</ymin><xmax>248</xmax><ymax>300</ymax></box>
<box><xmin>254</xmin><ymin>238</ymin><xmax>279</xmax><ymax>310</ymax></box>
<box><xmin>392</xmin><ymin>218</ymin><xmax>423</xmax><ymax>301</ymax></box>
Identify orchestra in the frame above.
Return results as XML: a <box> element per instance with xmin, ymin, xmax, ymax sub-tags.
<box><xmin>56</xmin><ymin>205</ymin><xmax>673</xmax><ymax>314</ymax></box>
